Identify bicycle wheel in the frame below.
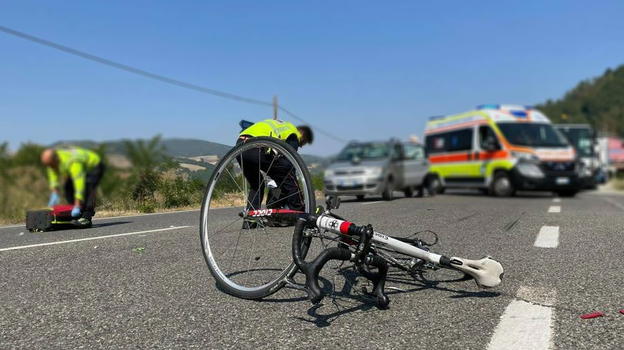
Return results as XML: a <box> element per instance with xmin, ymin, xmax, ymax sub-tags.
<box><xmin>200</xmin><ymin>137</ymin><xmax>315</xmax><ymax>299</ymax></box>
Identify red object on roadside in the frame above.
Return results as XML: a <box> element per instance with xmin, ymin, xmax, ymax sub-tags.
<box><xmin>580</xmin><ymin>312</ymin><xmax>605</xmax><ymax>319</ymax></box>
<box><xmin>619</xmin><ymin>310</ymin><xmax>624</xmax><ymax>315</ymax></box>
<box><xmin>52</xmin><ymin>204</ymin><xmax>74</xmax><ymax>216</ymax></box>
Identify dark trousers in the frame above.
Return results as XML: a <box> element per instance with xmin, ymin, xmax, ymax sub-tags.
<box><xmin>64</xmin><ymin>163</ymin><xmax>105</xmax><ymax>219</ymax></box>
<box><xmin>236</xmin><ymin>140</ymin><xmax>303</xmax><ymax>211</ymax></box>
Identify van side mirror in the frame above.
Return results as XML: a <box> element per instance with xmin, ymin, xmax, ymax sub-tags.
<box><xmin>482</xmin><ymin>138</ymin><xmax>500</xmax><ymax>151</ymax></box>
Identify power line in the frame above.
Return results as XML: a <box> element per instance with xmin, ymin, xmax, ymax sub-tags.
<box><xmin>279</xmin><ymin>106</ymin><xmax>347</xmax><ymax>143</ymax></box>
<box><xmin>0</xmin><ymin>25</ymin><xmax>347</xmax><ymax>143</ymax></box>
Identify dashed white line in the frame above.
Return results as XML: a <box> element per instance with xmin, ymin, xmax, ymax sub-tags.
<box><xmin>0</xmin><ymin>226</ymin><xmax>191</xmax><ymax>252</ymax></box>
<box><xmin>552</xmin><ymin>198</ymin><xmax>561</xmax><ymax>203</ymax></box>
<box><xmin>534</xmin><ymin>226</ymin><xmax>560</xmax><ymax>248</ymax></box>
<box><xmin>602</xmin><ymin>197</ymin><xmax>624</xmax><ymax>211</ymax></box>
<box><xmin>487</xmin><ymin>293</ymin><xmax>554</xmax><ymax>350</ymax></box>
<box><xmin>548</xmin><ymin>206</ymin><xmax>561</xmax><ymax>213</ymax></box>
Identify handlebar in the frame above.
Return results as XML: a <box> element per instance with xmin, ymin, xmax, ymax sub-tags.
<box><xmin>292</xmin><ymin>215</ymin><xmax>390</xmax><ymax>308</ymax></box>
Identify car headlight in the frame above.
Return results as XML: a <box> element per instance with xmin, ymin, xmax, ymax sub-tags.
<box><xmin>516</xmin><ymin>162</ymin><xmax>545</xmax><ymax>178</ymax></box>
<box><xmin>511</xmin><ymin>151</ymin><xmax>540</xmax><ymax>162</ymax></box>
<box><xmin>579</xmin><ymin>164</ymin><xmax>592</xmax><ymax>178</ymax></box>
<box><xmin>366</xmin><ymin>167</ymin><xmax>383</xmax><ymax>177</ymax></box>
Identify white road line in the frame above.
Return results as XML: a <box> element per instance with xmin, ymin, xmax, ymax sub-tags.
<box><xmin>0</xmin><ymin>225</ymin><xmax>191</xmax><ymax>252</ymax></box>
<box><xmin>534</xmin><ymin>226</ymin><xmax>560</xmax><ymax>248</ymax></box>
<box><xmin>0</xmin><ymin>209</ymin><xmax>203</xmax><ymax>229</ymax></box>
<box><xmin>487</xmin><ymin>299</ymin><xmax>553</xmax><ymax>350</ymax></box>
<box><xmin>92</xmin><ymin>209</ymin><xmax>200</xmax><ymax>221</ymax></box>
<box><xmin>602</xmin><ymin>197</ymin><xmax>624</xmax><ymax>211</ymax></box>
<box><xmin>362</xmin><ymin>201</ymin><xmax>384</xmax><ymax>205</ymax></box>
<box><xmin>0</xmin><ymin>223</ymin><xmax>26</xmax><ymax>229</ymax></box>
<box><xmin>552</xmin><ymin>198</ymin><xmax>561</xmax><ymax>203</ymax></box>
<box><xmin>548</xmin><ymin>205</ymin><xmax>561</xmax><ymax>213</ymax></box>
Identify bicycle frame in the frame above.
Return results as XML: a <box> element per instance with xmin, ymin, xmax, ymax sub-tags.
<box><xmin>247</xmin><ymin>208</ymin><xmax>504</xmax><ymax>308</ymax></box>
<box><xmin>314</xmin><ymin>214</ymin><xmax>504</xmax><ymax>289</ymax></box>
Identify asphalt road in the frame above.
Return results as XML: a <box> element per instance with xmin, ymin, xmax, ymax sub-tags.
<box><xmin>1</xmin><ymin>190</ymin><xmax>623</xmax><ymax>349</ymax></box>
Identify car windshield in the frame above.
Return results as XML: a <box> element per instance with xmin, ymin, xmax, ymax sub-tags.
<box><xmin>497</xmin><ymin>123</ymin><xmax>569</xmax><ymax>148</ymax></box>
<box><xmin>557</xmin><ymin>127</ymin><xmax>594</xmax><ymax>157</ymax></box>
<box><xmin>336</xmin><ymin>142</ymin><xmax>390</xmax><ymax>161</ymax></box>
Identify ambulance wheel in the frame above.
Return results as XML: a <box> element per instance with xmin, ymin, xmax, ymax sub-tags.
<box><xmin>356</xmin><ymin>195</ymin><xmax>365</xmax><ymax>201</ymax></box>
<box><xmin>490</xmin><ymin>172</ymin><xmax>515</xmax><ymax>197</ymax></box>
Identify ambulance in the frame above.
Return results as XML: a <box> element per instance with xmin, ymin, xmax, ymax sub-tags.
<box><xmin>424</xmin><ymin>104</ymin><xmax>581</xmax><ymax>197</ymax></box>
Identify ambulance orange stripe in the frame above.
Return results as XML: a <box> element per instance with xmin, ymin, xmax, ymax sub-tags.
<box><xmin>429</xmin><ymin>153</ymin><xmax>470</xmax><ymax>163</ymax></box>
<box><xmin>429</xmin><ymin>150</ymin><xmax>510</xmax><ymax>163</ymax></box>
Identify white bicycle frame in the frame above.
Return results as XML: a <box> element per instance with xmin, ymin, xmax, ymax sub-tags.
<box><xmin>315</xmin><ymin>214</ymin><xmax>504</xmax><ymax>288</ymax></box>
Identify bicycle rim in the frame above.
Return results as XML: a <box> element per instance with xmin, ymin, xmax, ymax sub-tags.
<box><xmin>199</xmin><ymin>137</ymin><xmax>315</xmax><ymax>299</ymax></box>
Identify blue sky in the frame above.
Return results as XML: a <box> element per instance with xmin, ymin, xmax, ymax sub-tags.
<box><xmin>1</xmin><ymin>1</ymin><xmax>624</xmax><ymax>155</ymax></box>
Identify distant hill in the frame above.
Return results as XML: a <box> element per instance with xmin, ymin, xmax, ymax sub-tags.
<box><xmin>537</xmin><ymin>65</ymin><xmax>624</xmax><ymax>136</ymax></box>
<box><xmin>53</xmin><ymin>137</ymin><xmax>329</xmax><ymax>172</ymax></box>
<box><xmin>53</xmin><ymin>138</ymin><xmax>233</xmax><ymax>158</ymax></box>
<box><xmin>160</xmin><ymin>138</ymin><xmax>232</xmax><ymax>157</ymax></box>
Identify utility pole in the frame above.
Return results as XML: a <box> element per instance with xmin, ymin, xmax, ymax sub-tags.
<box><xmin>273</xmin><ymin>95</ymin><xmax>278</xmax><ymax>120</ymax></box>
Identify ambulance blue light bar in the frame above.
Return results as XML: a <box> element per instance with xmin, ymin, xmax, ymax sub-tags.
<box><xmin>476</xmin><ymin>104</ymin><xmax>500</xmax><ymax>110</ymax></box>
<box><xmin>510</xmin><ymin>110</ymin><xmax>528</xmax><ymax>117</ymax></box>
<box><xmin>428</xmin><ymin>115</ymin><xmax>445</xmax><ymax>121</ymax></box>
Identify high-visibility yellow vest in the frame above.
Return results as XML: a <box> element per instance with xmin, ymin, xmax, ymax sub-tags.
<box><xmin>47</xmin><ymin>147</ymin><xmax>101</xmax><ymax>201</ymax></box>
<box><xmin>239</xmin><ymin>119</ymin><xmax>302</xmax><ymax>143</ymax></box>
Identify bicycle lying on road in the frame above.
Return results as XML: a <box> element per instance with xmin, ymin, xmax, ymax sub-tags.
<box><xmin>199</xmin><ymin>137</ymin><xmax>504</xmax><ymax>308</ymax></box>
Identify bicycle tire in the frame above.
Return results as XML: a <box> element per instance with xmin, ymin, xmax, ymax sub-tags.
<box><xmin>199</xmin><ymin>137</ymin><xmax>315</xmax><ymax>299</ymax></box>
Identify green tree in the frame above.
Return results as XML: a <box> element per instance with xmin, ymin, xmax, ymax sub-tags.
<box><xmin>0</xmin><ymin>142</ymin><xmax>10</xmax><ymax>213</ymax></box>
<box><xmin>123</xmin><ymin>135</ymin><xmax>170</xmax><ymax>203</ymax></box>
<box><xmin>537</xmin><ymin>65</ymin><xmax>624</xmax><ymax>136</ymax></box>
<box><xmin>12</xmin><ymin>143</ymin><xmax>45</xmax><ymax>169</ymax></box>
<box><xmin>0</xmin><ymin>142</ymin><xmax>10</xmax><ymax>178</ymax></box>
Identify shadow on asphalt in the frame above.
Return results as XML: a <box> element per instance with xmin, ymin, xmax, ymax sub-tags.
<box><xmin>213</xmin><ymin>266</ymin><xmax>500</xmax><ymax>328</ymax></box>
<box><xmin>290</xmin><ymin>267</ymin><xmax>500</xmax><ymax>328</ymax></box>
<box><xmin>340</xmin><ymin>196</ymin><xmax>434</xmax><ymax>204</ymax></box>
<box><xmin>443</xmin><ymin>190</ymin><xmax>555</xmax><ymax>198</ymax></box>
<box><xmin>41</xmin><ymin>220</ymin><xmax>132</xmax><ymax>233</ymax></box>
<box><xmin>340</xmin><ymin>197</ymin><xmax>386</xmax><ymax>203</ymax></box>
<box><xmin>91</xmin><ymin>221</ymin><xmax>132</xmax><ymax>228</ymax></box>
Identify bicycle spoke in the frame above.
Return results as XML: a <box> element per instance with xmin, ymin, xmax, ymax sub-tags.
<box><xmin>241</xmin><ymin>152</ymin><xmax>248</xmax><ymax>206</ymax></box>
<box><xmin>224</xmin><ymin>166</ymin><xmax>258</xmax><ymax>211</ymax></box>
<box><xmin>244</xmin><ymin>220</ymin><xmax>260</xmax><ymax>286</ymax></box>
<box><xmin>263</xmin><ymin>152</ymin><xmax>278</xmax><ymax>182</ymax></box>
<box><xmin>228</xmin><ymin>226</ymin><xmax>245</xmax><ymax>273</ymax></box>
<box><xmin>266</xmin><ymin>189</ymin><xmax>303</xmax><ymax>208</ymax></box>
<box><xmin>212</xmin><ymin>216</ymin><xmax>244</xmax><ymax>237</ymax></box>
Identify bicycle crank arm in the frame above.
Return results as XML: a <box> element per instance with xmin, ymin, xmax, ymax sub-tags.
<box><xmin>440</xmin><ymin>256</ymin><xmax>504</xmax><ymax>288</ymax></box>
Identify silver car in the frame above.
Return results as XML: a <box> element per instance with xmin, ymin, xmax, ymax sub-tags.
<box><xmin>324</xmin><ymin>140</ymin><xmax>431</xmax><ymax>200</ymax></box>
